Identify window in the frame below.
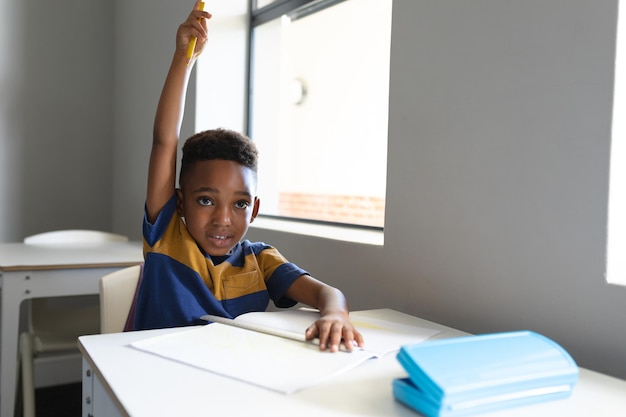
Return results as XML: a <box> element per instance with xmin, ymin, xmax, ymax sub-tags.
<box><xmin>248</xmin><ymin>0</ymin><xmax>392</xmax><ymax>229</ymax></box>
<box><xmin>256</xmin><ymin>0</ymin><xmax>279</xmax><ymax>8</ymax></box>
<box><xmin>608</xmin><ymin>1</ymin><xmax>626</xmax><ymax>286</ymax></box>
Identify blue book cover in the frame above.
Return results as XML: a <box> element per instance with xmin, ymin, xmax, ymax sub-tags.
<box><xmin>393</xmin><ymin>331</ymin><xmax>578</xmax><ymax>417</ymax></box>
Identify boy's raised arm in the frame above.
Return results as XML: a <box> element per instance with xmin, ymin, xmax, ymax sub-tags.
<box><xmin>146</xmin><ymin>2</ymin><xmax>211</xmax><ymax>223</ymax></box>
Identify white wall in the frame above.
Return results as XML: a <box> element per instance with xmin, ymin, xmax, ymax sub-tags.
<box><xmin>1</xmin><ymin>0</ymin><xmax>625</xmax><ymax>381</ymax></box>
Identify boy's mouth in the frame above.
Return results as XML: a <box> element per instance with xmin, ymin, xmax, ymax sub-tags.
<box><xmin>207</xmin><ymin>233</ymin><xmax>233</xmax><ymax>249</ymax></box>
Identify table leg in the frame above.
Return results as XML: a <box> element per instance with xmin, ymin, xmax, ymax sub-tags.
<box><xmin>1</xmin><ymin>267</ymin><xmax>117</xmax><ymax>417</ymax></box>
<box><xmin>1</xmin><ymin>271</ymin><xmax>27</xmax><ymax>417</ymax></box>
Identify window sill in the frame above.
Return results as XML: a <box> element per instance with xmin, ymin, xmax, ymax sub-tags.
<box><xmin>606</xmin><ymin>272</ymin><xmax>626</xmax><ymax>288</ymax></box>
<box><xmin>250</xmin><ymin>217</ymin><xmax>384</xmax><ymax>246</ymax></box>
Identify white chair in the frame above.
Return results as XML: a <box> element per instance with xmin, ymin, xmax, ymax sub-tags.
<box><xmin>23</xmin><ymin>229</ymin><xmax>128</xmax><ymax>245</ymax></box>
<box><xmin>18</xmin><ymin>230</ymin><xmax>129</xmax><ymax>417</ymax></box>
<box><xmin>99</xmin><ymin>264</ymin><xmax>143</xmax><ymax>334</ymax></box>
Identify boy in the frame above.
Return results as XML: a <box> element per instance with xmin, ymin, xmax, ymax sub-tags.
<box><xmin>133</xmin><ymin>1</ymin><xmax>364</xmax><ymax>352</ymax></box>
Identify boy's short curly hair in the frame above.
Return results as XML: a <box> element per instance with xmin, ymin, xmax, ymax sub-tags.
<box><xmin>179</xmin><ymin>128</ymin><xmax>259</xmax><ymax>186</ymax></box>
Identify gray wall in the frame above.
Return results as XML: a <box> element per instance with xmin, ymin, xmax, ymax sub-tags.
<box><xmin>255</xmin><ymin>0</ymin><xmax>626</xmax><ymax>380</ymax></box>
<box><xmin>1</xmin><ymin>0</ymin><xmax>625</xmax><ymax>380</ymax></box>
<box><xmin>110</xmin><ymin>0</ymin><xmax>198</xmax><ymax>238</ymax></box>
<box><xmin>0</xmin><ymin>0</ymin><xmax>115</xmax><ymax>239</ymax></box>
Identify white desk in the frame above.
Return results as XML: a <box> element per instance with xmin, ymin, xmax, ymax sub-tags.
<box><xmin>78</xmin><ymin>309</ymin><xmax>626</xmax><ymax>417</ymax></box>
<box><xmin>0</xmin><ymin>240</ymin><xmax>143</xmax><ymax>417</ymax></box>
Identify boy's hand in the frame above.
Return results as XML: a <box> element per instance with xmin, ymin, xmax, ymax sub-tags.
<box><xmin>305</xmin><ymin>313</ymin><xmax>365</xmax><ymax>353</ymax></box>
<box><xmin>176</xmin><ymin>1</ymin><xmax>212</xmax><ymax>60</ymax></box>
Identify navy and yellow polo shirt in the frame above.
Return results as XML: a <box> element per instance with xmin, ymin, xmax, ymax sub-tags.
<box><xmin>133</xmin><ymin>194</ymin><xmax>306</xmax><ymax>330</ymax></box>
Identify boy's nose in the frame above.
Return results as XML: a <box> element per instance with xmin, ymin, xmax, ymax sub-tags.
<box><xmin>211</xmin><ymin>205</ymin><xmax>232</xmax><ymax>226</ymax></box>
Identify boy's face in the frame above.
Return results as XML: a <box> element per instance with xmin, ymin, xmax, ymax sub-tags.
<box><xmin>177</xmin><ymin>159</ymin><xmax>259</xmax><ymax>256</ymax></box>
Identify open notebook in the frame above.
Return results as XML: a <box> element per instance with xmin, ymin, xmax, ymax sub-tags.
<box><xmin>130</xmin><ymin>309</ymin><xmax>441</xmax><ymax>394</ymax></box>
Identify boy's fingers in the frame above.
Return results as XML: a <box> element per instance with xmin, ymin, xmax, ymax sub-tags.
<box><xmin>327</xmin><ymin>324</ymin><xmax>345</xmax><ymax>352</ymax></box>
<box><xmin>340</xmin><ymin>328</ymin><xmax>357</xmax><ymax>351</ymax></box>
<box><xmin>187</xmin><ymin>13</ymin><xmax>210</xmax><ymax>36</ymax></box>
<box><xmin>314</xmin><ymin>322</ymin><xmax>332</xmax><ymax>350</ymax></box>
<box><xmin>354</xmin><ymin>331</ymin><xmax>365</xmax><ymax>347</ymax></box>
<box><xmin>305</xmin><ymin>324</ymin><xmax>318</xmax><ymax>339</ymax></box>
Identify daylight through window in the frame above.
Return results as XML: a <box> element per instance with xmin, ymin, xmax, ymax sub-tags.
<box><xmin>248</xmin><ymin>0</ymin><xmax>392</xmax><ymax>229</ymax></box>
<box><xmin>607</xmin><ymin>0</ymin><xmax>626</xmax><ymax>286</ymax></box>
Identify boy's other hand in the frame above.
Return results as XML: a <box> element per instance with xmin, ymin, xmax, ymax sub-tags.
<box><xmin>305</xmin><ymin>314</ymin><xmax>365</xmax><ymax>353</ymax></box>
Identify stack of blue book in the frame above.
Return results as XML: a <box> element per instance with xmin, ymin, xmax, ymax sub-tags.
<box><xmin>393</xmin><ymin>330</ymin><xmax>579</xmax><ymax>417</ymax></box>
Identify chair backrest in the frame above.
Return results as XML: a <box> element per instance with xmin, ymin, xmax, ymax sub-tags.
<box><xmin>99</xmin><ymin>265</ymin><xmax>143</xmax><ymax>334</ymax></box>
<box><xmin>24</xmin><ymin>229</ymin><xmax>129</xmax><ymax>245</ymax></box>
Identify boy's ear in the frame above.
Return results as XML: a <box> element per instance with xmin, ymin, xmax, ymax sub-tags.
<box><xmin>176</xmin><ymin>188</ymin><xmax>184</xmax><ymax>216</ymax></box>
<box><xmin>250</xmin><ymin>197</ymin><xmax>260</xmax><ymax>223</ymax></box>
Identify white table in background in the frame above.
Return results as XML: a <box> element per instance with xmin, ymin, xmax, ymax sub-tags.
<box><xmin>0</xmin><ymin>240</ymin><xmax>143</xmax><ymax>417</ymax></box>
<box><xmin>78</xmin><ymin>309</ymin><xmax>626</xmax><ymax>417</ymax></box>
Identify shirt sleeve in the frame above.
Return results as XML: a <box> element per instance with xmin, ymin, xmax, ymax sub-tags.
<box><xmin>249</xmin><ymin>242</ymin><xmax>309</xmax><ymax>308</ymax></box>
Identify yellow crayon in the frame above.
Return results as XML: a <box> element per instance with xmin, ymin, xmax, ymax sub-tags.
<box><xmin>186</xmin><ymin>1</ymin><xmax>205</xmax><ymax>65</ymax></box>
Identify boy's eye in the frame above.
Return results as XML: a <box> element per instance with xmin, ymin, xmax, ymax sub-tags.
<box><xmin>235</xmin><ymin>201</ymin><xmax>250</xmax><ymax>209</ymax></box>
<box><xmin>198</xmin><ymin>197</ymin><xmax>214</xmax><ymax>206</ymax></box>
